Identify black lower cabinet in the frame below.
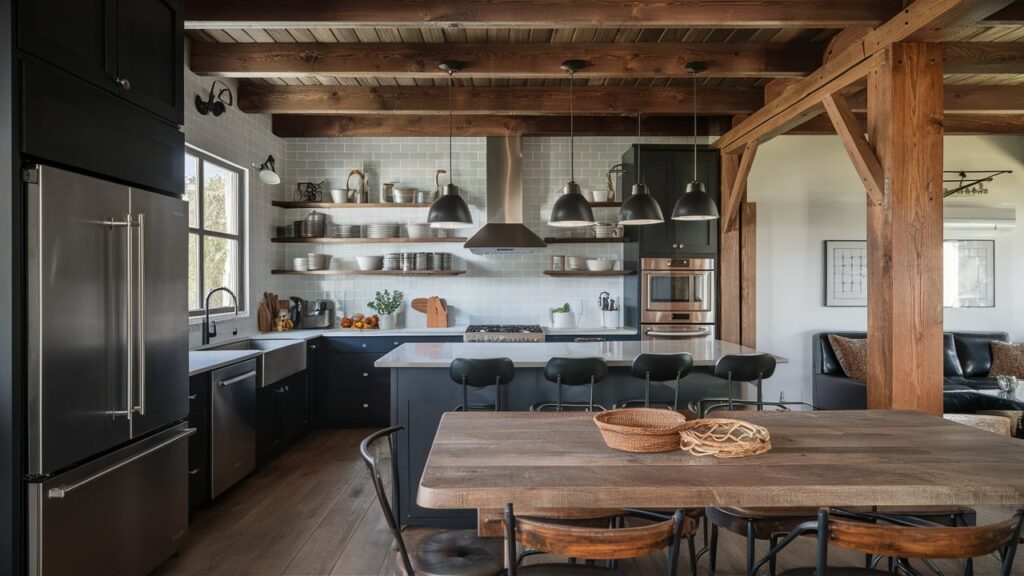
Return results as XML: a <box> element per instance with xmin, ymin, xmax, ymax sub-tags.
<box><xmin>186</xmin><ymin>373</ymin><xmax>210</xmax><ymax>517</ymax></box>
<box><xmin>256</xmin><ymin>372</ymin><xmax>310</xmax><ymax>466</ymax></box>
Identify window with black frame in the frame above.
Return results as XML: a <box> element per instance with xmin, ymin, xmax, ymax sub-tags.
<box><xmin>184</xmin><ymin>146</ymin><xmax>246</xmax><ymax>316</ymax></box>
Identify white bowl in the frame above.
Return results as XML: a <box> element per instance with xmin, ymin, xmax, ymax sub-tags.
<box><xmin>585</xmin><ymin>259</ymin><xmax>615</xmax><ymax>272</ymax></box>
<box><xmin>355</xmin><ymin>255</ymin><xmax>383</xmax><ymax>271</ymax></box>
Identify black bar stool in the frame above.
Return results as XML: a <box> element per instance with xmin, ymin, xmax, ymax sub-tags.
<box><xmin>530</xmin><ymin>357</ymin><xmax>608</xmax><ymax>412</ymax></box>
<box><xmin>615</xmin><ymin>353</ymin><xmax>694</xmax><ymax>410</ymax></box>
<box><xmin>449</xmin><ymin>357</ymin><xmax>514</xmax><ymax>412</ymax></box>
<box><xmin>693</xmin><ymin>353</ymin><xmax>779</xmax><ymax>417</ymax></box>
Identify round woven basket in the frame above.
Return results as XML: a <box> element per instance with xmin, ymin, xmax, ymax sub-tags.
<box><xmin>678</xmin><ymin>418</ymin><xmax>771</xmax><ymax>459</ymax></box>
<box><xmin>593</xmin><ymin>408</ymin><xmax>687</xmax><ymax>453</ymax></box>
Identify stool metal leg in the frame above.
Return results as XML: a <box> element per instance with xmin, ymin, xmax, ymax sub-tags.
<box><xmin>494</xmin><ymin>376</ymin><xmax>500</xmax><ymax>412</ymax></box>
<box><xmin>589</xmin><ymin>376</ymin><xmax>595</xmax><ymax>412</ymax></box>
<box><xmin>709</xmin><ymin>524</ymin><xmax>718</xmax><ymax>575</ymax></box>
<box><xmin>557</xmin><ymin>376</ymin><xmax>563</xmax><ymax>412</ymax></box>
<box><xmin>673</xmin><ymin>375</ymin><xmax>681</xmax><ymax>411</ymax></box>
<box><xmin>727</xmin><ymin>372</ymin><xmax>735</xmax><ymax>410</ymax></box>
<box><xmin>746</xmin><ymin>520</ymin><xmax>755</xmax><ymax>575</ymax></box>
<box><xmin>462</xmin><ymin>378</ymin><xmax>469</xmax><ymax>412</ymax></box>
<box><xmin>644</xmin><ymin>372</ymin><xmax>651</xmax><ymax>408</ymax></box>
<box><xmin>756</xmin><ymin>375</ymin><xmax>764</xmax><ymax>411</ymax></box>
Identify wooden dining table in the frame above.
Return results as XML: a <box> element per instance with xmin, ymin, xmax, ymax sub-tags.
<box><xmin>418</xmin><ymin>410</ymin><xmax>1024</xmax><ymax>515</ymax></box>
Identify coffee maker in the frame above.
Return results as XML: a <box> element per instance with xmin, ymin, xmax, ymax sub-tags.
<box><xmin>290</xmin><ymin>297</ymin><xmax>336</xmax><ymax>329</ymax></box>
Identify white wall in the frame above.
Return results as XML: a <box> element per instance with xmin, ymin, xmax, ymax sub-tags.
<box><xmin>183</xmin><ymin>50</ymin><xmax>287</xmax><ymax>346</ymax></box>
<box><xmin>749</xmin><ymin>135</ymin><xmax>1024</xmax><ymax>403</ymax></box>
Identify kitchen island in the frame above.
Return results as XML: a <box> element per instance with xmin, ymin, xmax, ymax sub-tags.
<box><xmin>376</xmin><ymin>340</ymin><xmax>787</xmax><ymax>527</ymax></box>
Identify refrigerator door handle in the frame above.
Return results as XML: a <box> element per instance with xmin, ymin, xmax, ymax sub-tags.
<box><xmin>105</xmin><ymin>216</ymin><xmax>138</xmax><ymax>420</ymax></box>
<box><xmin>135</xmin><ymin>212</ymin><xmax>146</xmax><ymax>416</ymax></box>
<box><xmin>46</xmin><ymin>428</ymin><xmax>196</xmax><ymax>499</ymax></box>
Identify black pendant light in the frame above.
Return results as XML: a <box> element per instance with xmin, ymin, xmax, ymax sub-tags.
<box><xmin>428</xmin><ymin>61</ymin><xmax>474</xmax><ymax>229</ymax></box>
<box><xmin>618</xmin><ymin>112</ymin><xmax>665</xmax><ymax>225</ymax></box>
<box><xmin>548</xmin><ymin>59</ymin><xmax>595</xmax><ymax>228</ymax></box>
<box><xmin>672</xmin><ymin>62</ymin><xmax>720</xmax><ymax>221</ymax></box>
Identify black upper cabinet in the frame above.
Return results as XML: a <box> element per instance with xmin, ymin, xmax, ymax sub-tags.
<box><xmin>18</xmin><ymin>0</ymin><xmax>184</xmax><ymax>125</ymax></box>
<box><xmin>622</xmin><ymin>144</ymin><xmax>720</xmax><ymax>256</ymax></box>
<box><xmin>117</xmin><ymin>0</ymin><xmax>184</xmax><ymax>125</ymax></box>
<box><xmin>17</xmin><ymin>0</ymin><xmax>117</xmax><ymax>93</ymax></box>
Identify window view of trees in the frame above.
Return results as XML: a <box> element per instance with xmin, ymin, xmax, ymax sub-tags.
<box><xmin>185</xmin><ymin>149</ymin><xmax>244</xmax><ymax>314</ymax></box>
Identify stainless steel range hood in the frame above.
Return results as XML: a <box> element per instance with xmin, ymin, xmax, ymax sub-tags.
<box><xmin>464</xmin><ymin>136</ymin><xmax>547</xmax><ymax>254</ymax></box>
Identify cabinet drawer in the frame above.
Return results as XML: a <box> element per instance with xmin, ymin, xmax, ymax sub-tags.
<box><xmin>325</xmin><ymin>337</ymin><xmax>402</xmax><ymax>354</ymax></box>
<box><xmin>334</xmin><ymin>358</ymin><xmax>389</xmax><ymax>386</ymax></box>
<box><xmin>321</xmin><ymin>384</ymin><xmax>388</xmax><ymax>427</ymax></box>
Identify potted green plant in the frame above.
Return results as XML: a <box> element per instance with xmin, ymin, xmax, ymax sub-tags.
<box><xmin>368</xmin><ymin>289</ymin><xmax>404</xmax><ymax>330</ymax></box>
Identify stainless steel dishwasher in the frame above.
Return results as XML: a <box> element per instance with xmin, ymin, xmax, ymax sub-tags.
<box><xmin>210</xmin><ymin>359</ymin><xmax>257</xmax><ymax>498</ymax></box>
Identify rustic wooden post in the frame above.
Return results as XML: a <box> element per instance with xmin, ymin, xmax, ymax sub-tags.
<box><xmin>865</xmin><ymin>43</ymin><xmax>944</xmax><ymax>414</ymax></box>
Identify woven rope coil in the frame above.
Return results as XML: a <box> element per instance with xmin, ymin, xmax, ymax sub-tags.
<box><xmin>678</xmin><ymin>418</ymin><xmax>771</xmax><ymax>458</ymax></box>
<box><xmin>593</xmin><ymin>408</ymin><xmax>687</xmax><ymax>453</ymax></box>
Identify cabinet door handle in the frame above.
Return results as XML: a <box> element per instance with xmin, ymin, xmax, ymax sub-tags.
<box><xmin>362</xmin><ymin>403</ymin><xmax>370</xmax><ymax>409</ymax></box>
<box><xmin>275</xmin><ymin>387</ymin><xmax>287</xmax><ymax>394</ymax></box>
<box><xmin>188</xmin><ymin>394</ymin><xmax>198</xmax><ymax>400</ymax></box>
<box><xmin>116</xmin><ymin>77</ymin><xmax>132</xmax><ymax>90</ymax></box>
<box><xmin>218</xmin><ymin>370</ymin><xmax>257</xmax><ymax>387</ymax></box>
<box><xmin>188</xmin><ymin>467</ymin><xmax>200</xmax><ymax>475</ymax></box>
<box><xmin>393</xmin><ymin>341</ymin><xmax>399</xmax><ymax>346</ymax></box>
<box><xmin>362</xmin><ymin>372</ymin><xmax>369</xmax><ymax>378</ymax></box>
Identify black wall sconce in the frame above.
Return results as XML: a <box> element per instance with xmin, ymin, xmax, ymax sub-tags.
<box><xmin>195</xmin><ymin>80</ymin><xmax>234</xmax><ymax>116</ymax></box>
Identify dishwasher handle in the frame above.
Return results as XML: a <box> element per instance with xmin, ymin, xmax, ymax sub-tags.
<box><xmin>47</xmin><ymin>428</ymin><xmax>196</xmax><ymax>499</ymax></box>
<box><xmin>218</xmin><ymin>370</ymin><xmax>257</xmax><ymax>387</ymax></box>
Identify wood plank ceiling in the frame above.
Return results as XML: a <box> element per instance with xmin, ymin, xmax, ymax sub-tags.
<box><xmin>183</xmin><ymin>0</ymin><xmax>1024</xmax><ymax>136</ymax></box>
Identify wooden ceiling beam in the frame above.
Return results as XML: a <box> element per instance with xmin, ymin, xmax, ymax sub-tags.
<box><xmin>789</xmin><ymin>112</ymin><xmax>1024</xmax><ymax>134</ymax></box>
<box><xmin>190</xmin><ymin>42</ymin><xmax>821</xmax><ymax>79</ymax></box>
<box><xmin>943</xmin><ymin>42</ymin><xmax>1024</xmax><ymax>75</ymax></box>
<box><xmin>844</xmin><ymin>84</ymin><xmax>1024</xmax><ymax>113</ymax></box>
<box><xmin>271</xmin><ymin>114</ymin><xmax>730</xmax><ymax>138</ymax></box>
<box><xmin>713</xmin><ymin>0</ymin><xmax>1016</xmax><ymax>153</ymax></box>
<box><xmin>184</xmin><ymin>0</ymin><xmax>902</xmax><ymax>29</ymax></box>
<box><xmin>239</xmin><ymin>84</ymin><xmax>764</xmax><ymax>115</ymax></box>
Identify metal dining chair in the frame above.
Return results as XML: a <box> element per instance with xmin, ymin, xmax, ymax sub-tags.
<box><xmin>693</xmin><ymin>353</ymin><xmax>810</xmax><ymax>417</ymax></box>
<box><xmin>530</xmin><ymin>357</ymin><xmax>609</xmax><ymax>412</ymax></box>
<box><xmin>614</xmin><ymin>353</ymin><xmax>694</xmax><ymax>410</ymax></box>
<box><xmin>449</xmin><ymin>357</ymin><xmax>515</xmax><ymax>412</ymax></box>
<box><xmin>750</xmin><ymin>508</ymin><xmax>1024</xmax><ymax>576</ymax></box>
<box><xmin>504</xmin><ymin>503</ymin><xmax>690</xmax><ymax>575</ymax></box>
<box><xmin>360</xmin><ymin>426</ymin><xmax>504</xmax><ymax>576</ymax></box>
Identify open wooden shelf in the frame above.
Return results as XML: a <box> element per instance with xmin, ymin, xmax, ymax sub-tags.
<box><xmin>271</xmin><ymin>269</ymin><xmax>466</xmax><ymax>276</ymax></box>
<box><xmin>272</xmin><ymin>201</ymin><xmax>432</xmax><ymax>209</ymax></box>
<box><xmin>543</xmin><ymin>270</ymin><xmax>635</xmax><ymax>277</ymax></box>
<box><xmin>272</xmin><ymin>237</ymin><xmax>466</xmax><ymax>244</ymax></box>
<box><xmin>543</xmin><ymin>237</ymin><xmax>628</xmax><ymax>244</ymax></box>
<box><xmin>589</xmin><ymin>201</ymin><xmax>622</xmax><ymax>208</ymax></box>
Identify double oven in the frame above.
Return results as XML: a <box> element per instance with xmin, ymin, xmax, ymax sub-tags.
<box><xmin>640</xmin><ymin>258</ymin><xmax>716</xmax><ymax>342</ymax></box>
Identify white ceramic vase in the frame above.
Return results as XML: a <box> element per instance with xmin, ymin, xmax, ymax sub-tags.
<box><xmin>378</xmin><ymin>313</ymin><xmax>397</xmax><ymax>330</ymax></box>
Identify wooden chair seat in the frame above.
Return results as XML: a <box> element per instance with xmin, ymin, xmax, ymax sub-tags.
<box><xmin>402</xmin><ymin>528</ymin><xmax>505</xmax><ymax>576</ymax></box>
<box><xmin>516</xmin><ymin>564</ymin><xmax>624</xmax><ymax>575</ymax></box>
<box><xmin>706</xmin><ymin>507</ymin><xmax>816</xmax><ymax>539</ymax></box>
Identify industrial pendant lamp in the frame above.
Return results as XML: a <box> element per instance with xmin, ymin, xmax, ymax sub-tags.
<box><xmin>618</xmin><ymin>112</ymin><xmax>665</xmax><ymax>225</ymax></box>
<box><xmin>548</xmin><ymin>60</ymin><xmax>595</xmax><ymax>227</ymax></box>
<box><xmin>672</xmin><ymin>62</ymin><xmax>720</xmax><ymax>221</ymax></box>
<box><xmin>428</xmin><ymin>61</ymin><xmax>474</xmax><ymax>229</ymax></box>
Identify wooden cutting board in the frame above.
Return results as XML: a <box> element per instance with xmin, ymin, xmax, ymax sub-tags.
<box><xmin>411</xmin><ymin>296</ymin><xmax>448</xmax><ymax>328</ymax></box>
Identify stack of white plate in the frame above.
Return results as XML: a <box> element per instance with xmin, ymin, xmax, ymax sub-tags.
<box><xmin>291</xmin><ymin>257</ymin><xmax>309</xmax><ymax>272</ymax></box>
<box><xmin>333</xmin><ymin>224</ymin><xmax>360</xmax><ymax>238</ymax></box>
<box><xmin>405</xmin><ymin>223</ymin><xmax>432</xmax><ymax>239</ymax></box>
<box><xmin>366</xmin><ymin>223</ymin><xmax>399</xmax><ymax>239</ymax></box>
<box><xmin>306</xmin><ymin>253</ymin><xmax>332</xmax><ymax>271</ymax></box>
<box><xmin>382</xmin><ymin>253</ymin><xmax>401</xmax><ymax>271</ymax></box>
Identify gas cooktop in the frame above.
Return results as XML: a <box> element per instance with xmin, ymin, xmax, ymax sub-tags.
<box><xmin>464</xmin><ymin>325</ymin><xmax>545</xmax><ymax>342</ymax></box>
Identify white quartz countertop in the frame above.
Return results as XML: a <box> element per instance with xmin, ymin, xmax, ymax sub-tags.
<box><xmin>188</xmin><ymin>350</ymin><xmax>262</xmax><ymax>376</ymax></box>
<box><xmin>374</xmin><ymin>340</ymin><xmax>787</xmax><ymax>368</ymax></box>
<box><xmin>200</xmin><ymin>325</ymin><xmax>637</xmax><ymax>343</ymax></box>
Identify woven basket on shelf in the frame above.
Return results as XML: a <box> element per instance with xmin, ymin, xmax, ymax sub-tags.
<box><xmin>678</xmin><ymin>418</ymin><xmax>771</xmax><ymax>459</ymax></box>
<box><xmin>593</xmin><ymin>408</ymin><xmax>687</xmax><ymax>453</ymax></box>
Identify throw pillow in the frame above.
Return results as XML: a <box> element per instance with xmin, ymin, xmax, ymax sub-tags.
<box><xmin>990</xmin><ymin>341</ymin><xmax>1024</xmax><ymax>378</ymax></box>
<box><xmin>828</xmin><ymin>334</ymin><xmax>868</xmax><ymax>382</ymax></box>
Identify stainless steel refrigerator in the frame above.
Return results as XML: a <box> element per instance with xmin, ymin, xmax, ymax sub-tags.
<box><xmin>24</xmin><ymin>164</ymin><xmax>192</xmax><ymax>575</ymax></box>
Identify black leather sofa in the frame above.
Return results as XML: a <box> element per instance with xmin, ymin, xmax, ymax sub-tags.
<box><xmin>811</xmin><ymin>331</ymin><xmax>1011</xmax><ymax>410</ymax></box>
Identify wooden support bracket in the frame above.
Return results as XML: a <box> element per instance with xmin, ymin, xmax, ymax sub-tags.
<box><xmin>822</xmin><ymin>92</ymin><xmax>885</xmax><ymax>206</ymax></box>
<box><xmin>723</xmin><ymin>141</ymin><xmax>758</xmax><ymax>232</ymax></box>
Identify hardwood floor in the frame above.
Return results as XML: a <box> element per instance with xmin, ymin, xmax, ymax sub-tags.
<box><xmin>154</xmin><ymin>428</ymin><xmax>1022</xmax><ymax>576</ymax></box>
